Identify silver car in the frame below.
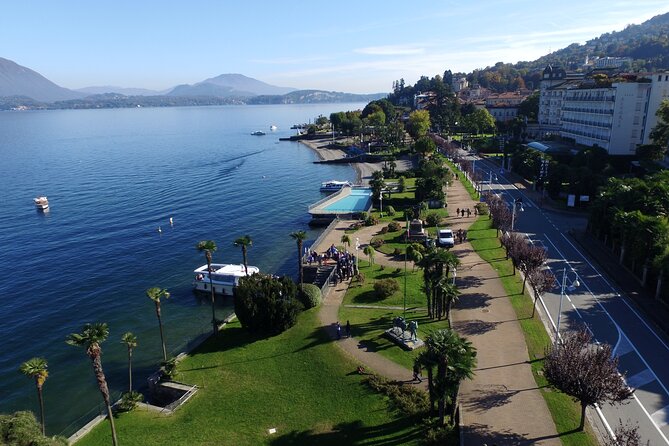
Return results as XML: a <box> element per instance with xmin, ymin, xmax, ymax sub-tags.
<box><xmin>437</xmin><ymin>229</ymin><xmax>454</xmax><ymax>248</ymax></box>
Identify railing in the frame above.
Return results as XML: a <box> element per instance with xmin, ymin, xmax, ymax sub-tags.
<box><xmin>307</xmin><ymin>186</ymin><xmax>351</xmax><ymax>211</ymax></box>
<box><xmin>303</xmin><ymin>218</ymin><xmax>340</xmax><ymax>262</ymax></box>
<box><xmin>162</xmin><ymin>384</ymin><xmax>199</xmax><ymax>413</ymax></box>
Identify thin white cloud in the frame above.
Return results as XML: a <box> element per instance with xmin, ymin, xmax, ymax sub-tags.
<box><xmin>354</xmin><ymin>45</ymin><xmax>426</xmax><ymax>56</ymax></box>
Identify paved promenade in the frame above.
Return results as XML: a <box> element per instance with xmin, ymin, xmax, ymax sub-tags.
<box><xmin>311</xmin><ymin>170</ymin><xmax>559</xmax><ymax>444</ymax></box>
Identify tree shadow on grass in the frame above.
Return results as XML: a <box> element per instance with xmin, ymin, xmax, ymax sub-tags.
<box><xmin>269</xmin><ymin>416</ymin><xmax>424</xmax><ymax>446</ymax></box>
<box><xmin>351</xmin><ymin>290</ymin><xmax>385</xmax><ymax>305</ymax></box>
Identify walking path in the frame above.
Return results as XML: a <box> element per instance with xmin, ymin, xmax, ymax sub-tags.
<box><xmin>445</xmin><ymin>176</ymin><xmax>560</xmax><ymax>445</ymax></box>
<box><xmin>311</xmin><ymin>168</ymin><xmax>560</xmax><ymax>444</ymax></box>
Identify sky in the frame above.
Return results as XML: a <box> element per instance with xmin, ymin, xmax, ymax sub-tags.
<box><xmin>2</xmin><ymin>0</ymin><xmax>669</xmax><ymax>94</ymax></box>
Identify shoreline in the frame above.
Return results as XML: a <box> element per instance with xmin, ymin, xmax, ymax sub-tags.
<box><xmin>298</xmin><ymin>137</ymin><xmax>377</xmax><ymax>184</ymax></box>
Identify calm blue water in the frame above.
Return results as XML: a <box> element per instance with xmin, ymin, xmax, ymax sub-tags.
<box><xmin>323</xmin><ymin>188</ymin><xmax>372</xmax><ymax>212</ymax></box>
<box><xmin>0</xmin><ymin>104</ymin><xmax>363</xmax><ymax>435</ymax></box>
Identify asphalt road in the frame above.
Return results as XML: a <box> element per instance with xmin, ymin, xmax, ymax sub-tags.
<box><xmin>470</xmin><ymin>155</ymin><xmax>669</xmax><ymax>445</ymax></box>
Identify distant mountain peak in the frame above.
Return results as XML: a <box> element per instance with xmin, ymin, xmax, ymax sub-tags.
<box><xmin>167</xmin><ymin>73</ymin><xmax>296</xmax><ymax>98</ymax></box>
<box><xmin>0</xmin><ymin>57</ymin><xmax>84</xmax><ymax>102</ymax></box>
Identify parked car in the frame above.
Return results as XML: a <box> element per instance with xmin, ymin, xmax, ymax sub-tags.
<box><xmin>437</xmin><ymin>228</ymin><xmax>455</xmax><ymax>248</ymax></box>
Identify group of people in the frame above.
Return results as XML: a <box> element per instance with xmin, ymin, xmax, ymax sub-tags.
<box><xmin>336</xmin><ymin>320</ymin><xmax>351</xmax><ymax>339</ymax></box>
<box><xmin>333</xmin><ymin>249</ymin><xmax>357</xmax><ymax>284</ymax></box>
<box><xmin>455</xmin><ymin>207</ymin><xmax>474</xmax><ymax>218</ymax></box>
<box><xmin>456</xmin><ymin>228</ymin><xmax>468</xmax><ymax>243</ymax></box>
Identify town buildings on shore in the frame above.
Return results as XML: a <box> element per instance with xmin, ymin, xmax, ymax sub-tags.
<box><xmin>539</xmin><ymin>65</ymin><xmax>669</xmax><ymax>155</ymax></box>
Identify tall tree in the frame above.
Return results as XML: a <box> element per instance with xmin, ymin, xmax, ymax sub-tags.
<box><xmin>528</xmin><ymin>269</ymin><xmax>557</xmax><ymax>317</ymax></box>
<box><xmin>363</xmin><ymin>245</ymin><xmax>375</xmax><ymax>265</ymax></box>
<box><xmin>289</xmin><ymin>231</ymin><xmax>307</xmax><ymax>287</ymax></box>
<box><xmin>196</xmin><ymin>240</ymin><xmax>219</xmax><ymax>333</ymax></box>
<box><xmin>120</xmin><ymin>332</ymin><xmax>137</xmax><ymax>393</ymax></box>
<box><xmin>146</xmin><ymin>287</ymin><xmax>170</xmax><ymax>361</ymax></box>
<box><xmin>418</xmin><ymin>329</ymin><xmax>477</xmax><ymax>425</ymax></box>
<box><xmin>340</xmin><ymin>234</ymin><xmax>351</xmax><ymax>250</ymax></box>
<box><xmin>406</xmin><ymin>109</ymin><xmax>431</xmax><ymax>139</ymax></box>
<box><xmin>66</xmin><ymin>323</ymin><xmax>118</xmax><ymax>446</ymax></box>
<box><xmin>233</xmin><ymin>235</ymin><xmax>253</xmax><ymax>275</ymax></box>
<box><xmin>650</xmin><ymin>99</ymin><xmax>669</xmax><ymax>150</ymax></box>
<box><xmin>19</xmin><ymin>357</ymin><xmax>48</xmax><ymax>435</ymax></box>
<box><xmin>544</xmin><ymin>329</ymin><xmax>633</xmax><ymax>430</ymax></box>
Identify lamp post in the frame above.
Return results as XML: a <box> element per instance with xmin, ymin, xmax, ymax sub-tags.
<box><xmin>510</xmin><ymin>198</ymin><xmax>524</xmax><ymax>231</ymax></box>
<box><xmin>555</xmin><ymin>268</ymin><xmax>580</xmax><ymax>347</ymax></box>
<box><xmin>355</xmin><ymin>237</ymin><xmax>360</xmax><ymax>272</ymax></box>
<box><xmin>379</xmin><ymin>191</ymin><xmax>383</xmax><ymax>214</ymax></box>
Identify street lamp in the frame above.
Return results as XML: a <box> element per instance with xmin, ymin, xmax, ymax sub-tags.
<box><xmin>355</xmin><ymin>237</ymin><xmax>360</xmax><ymax>272</ymax></box>
<box><xmin>555</xmin><ymin>268</ymin><xmax>580</xmax><ymax>347</ymax></box>
<box><xmin>510</xmin><ymin>198</ymin><xmax>524</xmax><ymax>231</ymax></box>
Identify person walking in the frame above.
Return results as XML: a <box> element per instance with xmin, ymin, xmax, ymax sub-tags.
<box><xmin>336</xmin><ymin>322</ymin><xmax>342</xmax><ymax>340</ymax></box>
<box><xmin>345</xmin><ymin>320</ymin><xmax>351</xmax><ymax>338</ymax></box>
<box><xmin>412</xmin><ymin>363</ymin><xmax>422</xmax><ymax>382</ymax></box>
<box><xmin>456</xmin><ymin>207</ymin><xmax>460</xmax><ymax>217</ymax></box>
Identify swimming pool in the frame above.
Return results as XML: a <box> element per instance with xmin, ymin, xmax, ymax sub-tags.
<box><xmin>323</xmin><ymin>188</ymin><xmax>372</xmax><ymax>212</ymax></box>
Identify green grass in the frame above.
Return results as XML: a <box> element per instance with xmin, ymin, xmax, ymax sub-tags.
<box><xmin>338</xmin><ymin>264</ymin><xmax>451</xmax><ymax>370</ymax></box>
<box><xmin>467</xmin><ymin>218</ymin><xmax>598</xmax><ymax>446</ymax></box>
<box><xmin>443</xmin><ymin>158</ymin><xmax>479</xmax><ymax>201</ymax></box>
<box><xmin>76</xmin><ymin>310</ymin><xmax>423</xmax><ymax>446</ymax></box>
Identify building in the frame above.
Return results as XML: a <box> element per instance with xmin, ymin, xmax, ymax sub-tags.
<box><xmin>452</xmin><ymin>77</ymin><xmax>468</xmax><ymax>92</ymax></box>
<box><xmin>538</xmin><ymin>66</ymin><xmax>669</xmax><ymax>155</ymax></box>
<box><xmin>485</xmin><ymin>91</ymin><xmax>532</xmax><ymax>122</ymax></box>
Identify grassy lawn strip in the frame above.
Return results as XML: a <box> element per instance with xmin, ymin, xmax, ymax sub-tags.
<box><xmin>467</xmin><ymin>218</ymin><xmax>598</xmax><ymax>446</ymax></box>
<box><xmin>76</xmin><ymin>310</ymin><xmax>423</xmax><ymax>446</ymax></box>
<box><xmin>338</xmin><ymin>264</ymin><xmax>451</xmax><ymax>370</ymax></box>
<box><xmin>443</xmin><ymin>158</ymin><xmax>479</xmax><ymax>201</ymax></box>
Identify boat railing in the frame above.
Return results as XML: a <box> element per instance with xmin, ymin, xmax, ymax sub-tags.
<box><xmin>308</xmin><ymin>186</ymin><xmax>351</xmax><ymax>211</ymax></box>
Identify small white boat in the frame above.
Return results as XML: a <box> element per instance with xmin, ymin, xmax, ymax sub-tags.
<box><xmin>193</xmin><ymin>263</ymin><xmax>259</xmax><ymax>296</ymax></box>
<box><xmin>270</xmin><ymin>125</ymin><xmax>278</xmax><ymax>131</ymax></box>
<box><xmin>320</xmin><ymin>180</ymin><xmax>352</xmax><ymax>193</ymax></box>
<box><xmin>34</xmin><ymin>196</ymin><xmax>49</xmax><ymax>211</ymax></box>
<box><xmin>251</xmin><ymin>130</ymin><xmax>266</xmax><ymax>136</ymax></box>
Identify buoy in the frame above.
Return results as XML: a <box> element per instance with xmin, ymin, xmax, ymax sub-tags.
<box><xmin>158</xmin><ymin>226</ymin><xmax>162</xmax><ymax>233</ymax></box>
<box><xmin>169</xmin><ymin>217</ymin><xmax>173</xmax><ymax>227</ymax></box>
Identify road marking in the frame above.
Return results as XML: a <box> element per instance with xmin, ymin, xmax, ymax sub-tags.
<box><xmin>652</xmin><ymin>406</ymin><xmax>669</xmax><ymax>429</ymax></box>
<box><xmin>544</xmin><ymin>233</ymin><xmax>669</xmax><ymax>444</ymax></box>
<box><xmin>627</xmin><ymin>369</ymin><xmax>657</xmax><ymax>389</ymax></box>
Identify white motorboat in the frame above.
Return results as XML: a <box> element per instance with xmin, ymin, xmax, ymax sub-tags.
<box><xmin>193</xmin><ymin>263</ymin><xmax>259</xmax><ymax>296</ymax></box>
<box><xmin>320</xmin><ymin>180</ymin><xmax>352</xmax><ymax>193</ymax></box>
<box><xmin>34</xmin><ymin>196</ymin><xmax>49</xmax><ymax>211</ymax></box>
<box><xmin>270</xmin><ymin>125</ymin><xmax>278</xmax><ymax>131</ymax></box>
<box><xmin>251</xmin><ymin>130</ymin><xmax>266</xmax><ymax>136</ymax></box>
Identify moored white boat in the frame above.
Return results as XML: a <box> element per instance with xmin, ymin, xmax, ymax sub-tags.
<box><xmin>193</xmin><ymin>263</ymin><xmax>259</xmax><ymax>296</ymax></box>
<box><xmin>320</xmin><ymin>180</ymin><xmax>352</xmax><ymax>193</ymax></box>
<box><xmin>270</xmin><ymin>125</ymin><xmax>278</xmax><ymax>131</ymax></box>
<box><xmin>34</xmin><ymin>196</ymin><xmax>49</xmax><ymax>210</ymax></box>
<box><xmin>251</xmin><ymin>130</ymin><xmax>266</xmax><ymax>136</ymax></box>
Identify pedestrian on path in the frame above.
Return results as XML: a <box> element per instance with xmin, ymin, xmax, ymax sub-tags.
<box><xmin>412</xmin><ymin>363</ymin><xmax>422</xmax><ymax>382</ymax></box>
<box><xmin>456</xmin><ymin>207</ymin><xmax>460</xmax><ymax>217</ymax></box>
<box><xmin>345</xmin><ymin>320</ymin><xmax>351</xmax><ymax>338</ymax></box>
<box><xmin>467</xmin><ymin>208</ymin><xmax>471</xmax><ymax>217</ymax></box>
<box><xmin>336</xmin><ymin>321</ymin><xmax>341</xmax><ymax>339</ymax></box>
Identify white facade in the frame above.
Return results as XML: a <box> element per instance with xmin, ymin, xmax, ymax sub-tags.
<box><xmin>643</xmin><ymin>73</ymin><xmax>669</xmax><ymax>145</ymax></box>
<box><xmin>538</xmin><ymin>66</ymin><xmax>567</xmax><ymax>132</ymax></box>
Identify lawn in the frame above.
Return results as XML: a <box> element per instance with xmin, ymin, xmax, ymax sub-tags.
<box><xmin>338</xmin><ymin>264</ymin><xmax>451</xmax><ymax>370</ymax></box>
<box><xmin>76</xmin><ymin>310</ymin><xmax>423</xmax><ymax>446</ymax></box>
<box><xmin>467</xmin><ymin>217</ymin><xmax>598</xmax><ymax>446</ymax></box>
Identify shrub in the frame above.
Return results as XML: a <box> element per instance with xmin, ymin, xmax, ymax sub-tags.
<box><xmin>374</xmin><ymin>278</ymin><xmax>399</xmax><ymax>298</ymax></box>
<box><xmin>379</xmin><ymin>226</ymin><xmax>389</xmax><ymax>234</ymax></box>
<box><xmin>425</xmin><ymin>211</ymin><xmax>441</xmax><ymax>227</ymax></box>
<box><xmin>387</xmin><ymin>221</ymin><xmax>401</xmax><ymax>232</ymax></box>
<box><xmin>0</xmin><ymin>411</ymin><xmax>67</xmax><ymax>446</ymax></box>
<box><xmin>398</xmin><ymin>176</ymin><xmax>406</xmax><ymax>193</ymax></box>
<box><xmin>386</xmin><ymin>205</ymin><xmax>396</xmax><ymax>216</ymax></box>
<box><xmin>355</xmin><ymin>272</ymin><xmax>365</xmax><ymax>285</ymax></box>
<box><xmin>117</xmin><ymin>391</ymin><xmax>144</xmax><ymax>412</ymax></box>
<box><xmin>475</xmin><ymin>202</ymin><xmax>488</xmax><ymax>215</ymax></box>
<box><xmin>299</xmin><ymin>284</ymin><xmax>322</xmax><ymax>309</ymax></box>
<box><xmin>363</xmin><ymin>374</ymin><xmax>429</xmax><ymax>416</ymax></box>
<box><xmin>370</xmin><ymin>237</ymin><xmax>385</xmax><ymax>249</ymax></box>
<box><xmin>235</xmin><ymin>274</ymin><xmax>302</xmax><ymax>335</ymax></box>
<box><xmin>422</xmin><ymin>418</ymin><xmax>456</xmax><ymax>445</ymax></box>
<box><xmin>393</xmin><ymin>248</ymin><xmax>402</xmax><ymax>257</ymax></box>
<box><xmin>161</xmin><ymin>357</ymin><xmax>178</xmax><ymax>380</ymax></box>
<box><xmin>365</xmin><ymin>215</ymin><xmax>379</xmax><ymax>226</ymax></box>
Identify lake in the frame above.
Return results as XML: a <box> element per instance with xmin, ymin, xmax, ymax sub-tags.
<box><xmin>0</xmin><ymin>103</ymin><xmax>364</xmax><ymax>435</ymax></box>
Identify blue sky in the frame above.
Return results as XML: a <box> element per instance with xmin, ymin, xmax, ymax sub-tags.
<box><xmin>2</xmin><ymin>0</ymin><xmax>668</xmax><ymax>93</ymax></box>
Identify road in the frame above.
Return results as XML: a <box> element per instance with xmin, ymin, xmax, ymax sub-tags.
<box><xmin>469</xmin><ymin>154</ymin><xmax>669</xmax><ymax>445</ymax></box>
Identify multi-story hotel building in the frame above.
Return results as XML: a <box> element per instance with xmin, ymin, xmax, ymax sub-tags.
<box><xmin>539</xmin><ymin>66</ymin><xmax>669</xmax><ymax>155</ymax></box>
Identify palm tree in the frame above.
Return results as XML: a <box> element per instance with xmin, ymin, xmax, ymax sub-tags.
<box><xmin>424</xmin><ymin>329</ymin><xmax>477</xmax><ymax>425</ymax></box>
<box><xmin>341</xmin><ymin>234</ymin><xmax>351</xmax><ymax>250</ymax></box>
<box><xmin>66</xmin><ymin>323</ymin><xmax>119</xmax><ymax>446</ymax></box>
<box><xmin>436</xmin><ymin>278</ymin><xmax>460</xmax><ymax>322</ymax></box>
<box><xmin>289</xmin><ymin>231</ymin><xmax>307</xmax><ymax>287</ymax></box>
<box><xmin>19</xmin><ymin>357</ymin><xmax>48</xmax><ymax>435</ymax></box>
<box><xmin>196</xmin><ymin>240</ymin><xmax>219</xmax><ymax>333</ymax></box>
<box><xmin>146</xmin><ymin>287</ymin><xmax>170</xmax><ymax>361</ymax></box>
<box><xmin>363</xmin><ymin>245</ymin><xmax>375</xmax><ymax>265</ymax></box>
<box><xmin>233</xmin><ymin>235</ymin><xmax>253</xmax><ymax>275</ymax></box>
<box><xmin>121</xmin><ymin>332</ymin><xmax>138</xmax><ymax>392</ymax></box>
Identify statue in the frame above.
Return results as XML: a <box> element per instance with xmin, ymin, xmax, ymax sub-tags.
<box><xmin>408</xmin><ymin>320</ymin><xmax>418</xmax><ymax>341</ymax></box>
<box><xmin>393</xmin><ymin>316</ymin><xmax>407</xmax><ymax>338</ymax></box>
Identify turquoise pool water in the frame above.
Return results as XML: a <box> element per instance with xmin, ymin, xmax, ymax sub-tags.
<box><xmin>323</xmin><ymin>188</ymin><xmax>372</xmax><ymax>212</ymax></box>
